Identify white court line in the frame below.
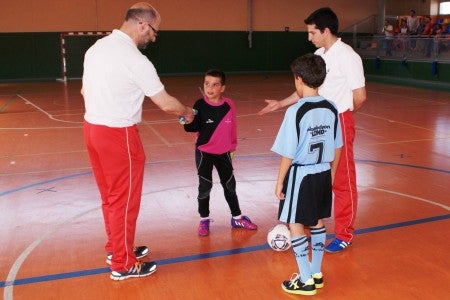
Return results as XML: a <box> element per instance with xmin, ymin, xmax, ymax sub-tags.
<box><xmin>16</xmin><ymin>94</ymin><xmax>82</xmax><ymax>124</ymax></box>
<box><xmin>365</xmin><ymin>186</ymin><xmax>450</xmax><ymax>211</ymax></box>
<box><xmin>3</xmin><ymin>206</ymin><xmax>99</xmax><ymax>300</ymax></box>
<box><xmin>4</xmin><ymin>94</ymin><xmax>272</xmax><ymax>130</ymax></box>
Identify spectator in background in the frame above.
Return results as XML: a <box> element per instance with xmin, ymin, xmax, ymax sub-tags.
<box><xmin>426</xmin><ymin>23</ymin><xmax>444</xmax><ymax>57</ymax></box>
<box><xmin>395</xmin><ymin>19</ymin><xmax>409</xmax><ymax>51</ymax></box>
<box><xmin>407</xmin><ymin>10</ymin><xmax>420</xmax><ymax>49</ymax></box>
<box><xmin>399</xmin><ymin>19</ymin><xmax>408</xmax><ymax>35</ymax></box>
<box><xmin>414</xmin><ymin>17</ymin><xmax>431</xmax><ymax>54</ymax></box>
<box><xmin>433</xmin><ymin>23</ymin><xmax>446</xmax><ymax>54</ymax></box>
<box><xmin>416</xmin><ymin>17</ymin><xmax>431</xmax><ymax>36</ymax></box>
<box><xmin>383</xmin><ymin>19</ymin><xmax>394</xmax><ymax>56</ymax></box>
<box><xmin>407</xmin><ymin>10</ymin><xmax>420</xmax><ymax>35</ymax></box>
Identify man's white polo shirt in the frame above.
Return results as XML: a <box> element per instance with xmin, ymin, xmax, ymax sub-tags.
<box><xmin>82</xmin><ymin>29</ymin><xmax>164</xmax><ymax>127</ymax></box>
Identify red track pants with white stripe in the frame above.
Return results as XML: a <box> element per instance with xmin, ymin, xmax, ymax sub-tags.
<box><xmin>333</xmin><ymin>111</ymin><xmax>357</xmax><ymax>243</ymax></box>
<box><xmin>84</xmin><ymin>121</ymin><xmax>145</xmax><ymax>272</ymax></box>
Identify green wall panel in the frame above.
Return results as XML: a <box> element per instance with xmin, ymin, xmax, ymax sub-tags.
<box><xmin>141</xmin><ymin>31</ymin><xmax>315</xmax><ymax>75</ymax></box>
<box><xmin>1</xmin><ymin>31</ymin><xmax>448</xmax><ymax>93</ymax></box>
<box><xmin>0</xmin><ymin>33</ymin><xmax>61</xmax><ymax>81</ymax></box>
<box><xmin>64</xmin><ymin>35</ymin><xmax>104</xmax><ymax>79</ymax></box>
<box><xmin>364</xmin><ymin>58</ymin><xmax>450</xmax><ymax>91</ymax></box>
<box><xmin>0</xmin><ymin>31</ymin><xmax>314</xmax><ymax>81</ymax></box>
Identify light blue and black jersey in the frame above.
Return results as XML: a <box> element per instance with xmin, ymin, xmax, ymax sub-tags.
<box><xmin>271</xmin><ymin>96</ymin><xmax>343</xmax><ymax>173</ymax></box>
<box><xmin>272</xmin><ymin>96</ymin><xmax>343</xmax><ymax>225</ymax></box>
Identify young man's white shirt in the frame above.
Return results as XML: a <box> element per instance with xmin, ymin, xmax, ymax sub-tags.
<box><xmin>315</xmin><ymin>38</ymin><xmax>365</xmax><ymax>113</ymax></box>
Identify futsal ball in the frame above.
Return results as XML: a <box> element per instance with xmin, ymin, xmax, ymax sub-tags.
<box><xmin>267</xmin><ymin>224</ymin><xmax>292</xmax><ymax>251</ymax></box>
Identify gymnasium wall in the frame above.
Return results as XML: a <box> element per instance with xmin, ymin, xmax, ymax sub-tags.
<box><xmin>1</xmin><ymin>32</ymin><xmax>62</xmax><ymax>81</ymax></box>
<box><xmin>0</xmin><ymin>0</ymin><xmax>378</xmax><ymax>81</ymax></box>
<box><xmin>2</xmin><ymin>0</ymin><xmax>449</xmax><ymax>87</ymax></box>
<box><xmin>385</xmin><ymin>0</ymin><xmax>433</xmax><ymax>16</ymax></box>
<box><xmin>0</xmin><ymin>0</ymin><xmax>377</xmax><ymax>32</ymax></box>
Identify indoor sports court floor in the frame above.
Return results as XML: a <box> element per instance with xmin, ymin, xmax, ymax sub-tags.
<box><xmin>1</xmin><ymin>74</ymin><xmax>449</xmax><ymax>299</ymax></box>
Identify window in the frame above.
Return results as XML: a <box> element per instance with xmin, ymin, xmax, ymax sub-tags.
<box><xmin>440</xmin><ymin>1</ymin><xmax>450</xmax><ymax>14</ymax></box>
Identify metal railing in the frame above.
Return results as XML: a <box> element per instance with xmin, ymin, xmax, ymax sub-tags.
<box><xmin>343</xmin><ymin>35</ymin><xmax>450</xmax><ymax>62</ymax></box>
<box><xmin>341</xmin><ymin>14</ymin><xmax>378</xmax><ymax>35</ymax></box>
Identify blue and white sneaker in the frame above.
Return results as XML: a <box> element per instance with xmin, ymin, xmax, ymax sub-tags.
<box><xmin>325</xmin><ymin>238</ymin><xmax>352</xmax><ymax>253</ymax></box>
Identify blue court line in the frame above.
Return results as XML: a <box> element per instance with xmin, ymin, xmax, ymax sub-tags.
<box><xmin>0</xmin><ymin>160</ymin><xmax>171</xmax><ymax>197</ymax></box>
<box><xmin>1</xmin><ymin>158</ymin><xmax>449</xmax><ymax>198</ymax></box>
<box><xmin>1</xmin><ymin>213</ymin><xmax>449</xmax><ymax>288</ymax></box>
<box><xmin>0</xmin><ymin>172</ymin><xmax>92</xmax><ymax>198</ymax></box>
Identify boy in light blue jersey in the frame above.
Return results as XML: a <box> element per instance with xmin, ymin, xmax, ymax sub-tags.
<box><xmin>271</xmin><ymin>54</ymin><xmax>343</xmax><ymax>296</ymax></box>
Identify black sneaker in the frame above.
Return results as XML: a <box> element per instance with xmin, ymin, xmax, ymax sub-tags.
<box><xmin>312</xmin><ymin>272</ymin><xmax>324</xmax><ymax>289</ymax></box>
<box><xmin>106</xmin><ymin>246</ymin><xmax>149</xmax><ymax>265</ymax></box>
<box><xmin>110</xmin><ymin>261</ymin><xmax>157</xmax><ymax>281</ymax></box>
<box><xmin>281</xmin><ymin>273</ymin><xmax>316</xmax><ymax>296</ymax></box>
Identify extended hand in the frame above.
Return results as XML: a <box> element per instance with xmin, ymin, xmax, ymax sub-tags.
<box><xmin>257</xmin><ymin>99</ymin><xmax>281</xmax><ymax>115</ymax></box>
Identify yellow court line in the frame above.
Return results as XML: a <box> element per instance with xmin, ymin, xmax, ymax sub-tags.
<box><xmin>359</xmin><ymin>137</ymin><xmax>450</xmax><ymax>147</ymax></box>
<box><xmin>367</xmin><ymin>90</ymin><xmax>450</xmax><ymax>105</ymax></box>
<box><xmin>142</xmin><ymin>121</ymin><xmax>173</xmax><ymax>147</ymax></box>
<box><xmin>357</xmin><ymin>111</ymin><xmax>438</xmax><ymax>132</ymax></box>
